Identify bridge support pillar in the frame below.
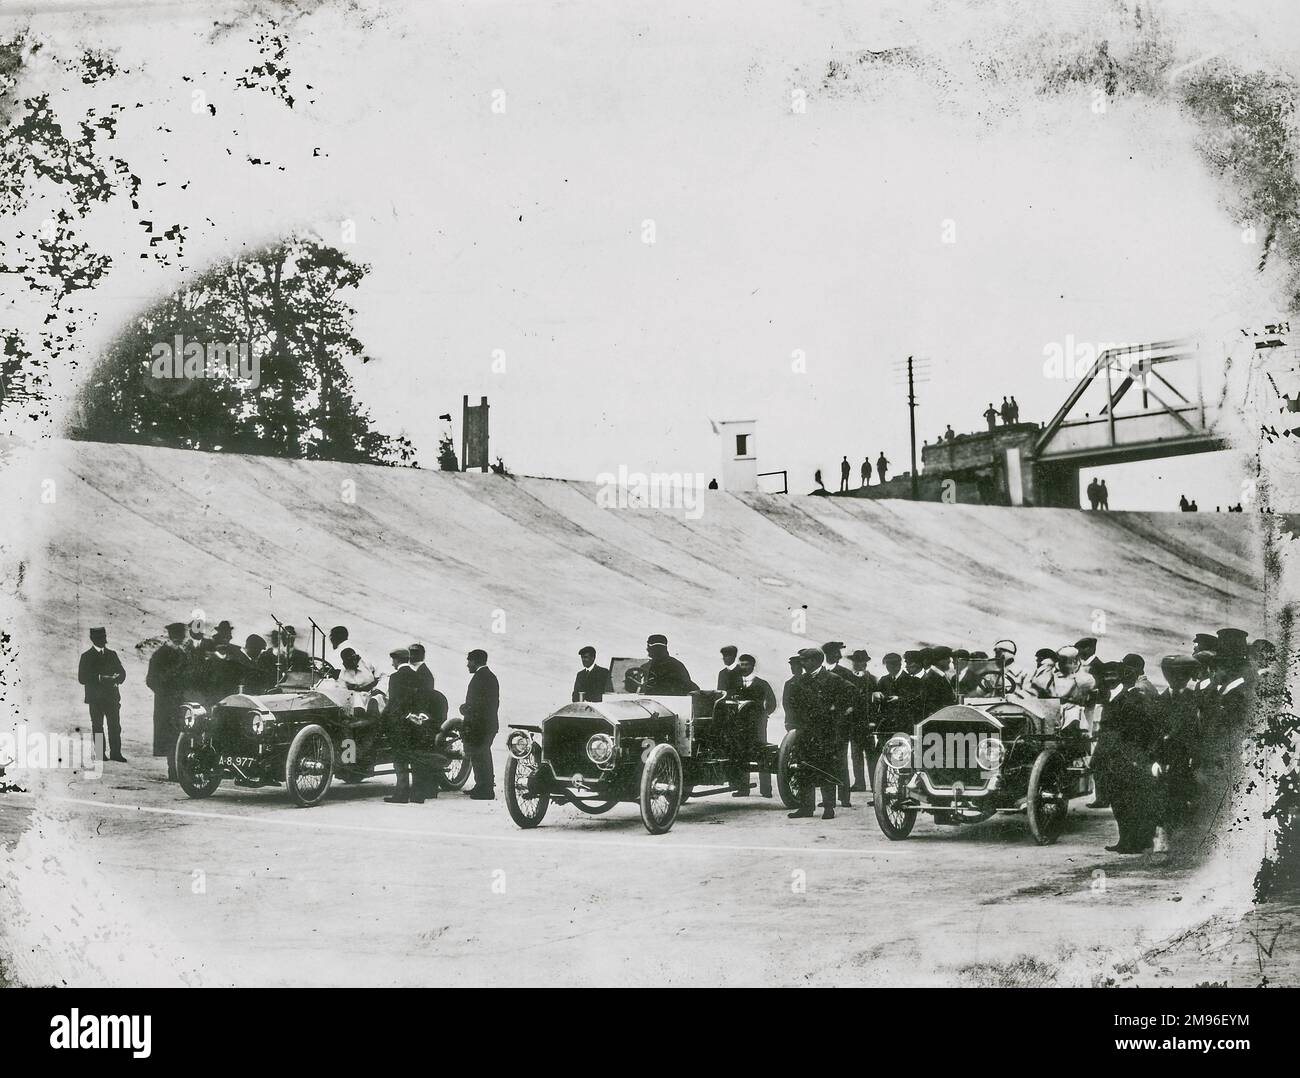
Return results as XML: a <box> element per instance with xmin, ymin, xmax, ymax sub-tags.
<box><xmin>1032</xmin><ymin>460</ymin><xmax>1079</xmax><ymax>508</ymax></box>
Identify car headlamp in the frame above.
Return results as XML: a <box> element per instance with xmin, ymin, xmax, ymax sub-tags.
<box><xmin>182</xmin><ymin>705</ymin><xmax>207</xmax><ymax>729</ymax></box>
<box><xmin>976</xmin><ymin>736</ymin><xmax>1005</xmax><ymax>770</ymax></box>
<box><xmin>507</xmin><ymin>730</ymin><xmax>533</xmax><ymax>759</ymax></box>
<box><xmin>251</xmin><ymin>713</ymin><xmax>276</xmax><ymax>737</ymax></box>
<box><xmin>884</xmin><ymin>735</ymin><xmax>913</xmax><ymax>769</ymax></box>
<box><xmin>586</xmin><ymin>733</ymin><xmax>615</xmax><ymax>768</ymax></box>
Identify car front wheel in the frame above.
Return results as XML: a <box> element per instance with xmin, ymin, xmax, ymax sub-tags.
<box><xmin>285</xmin><ymin>724</ymin><xmax>335</xmax><ymax>807</ymax></box>
<box><xmin>504</xmin><ymin>754</ymin><xmax>549</xmax><ymax>828</ymax></box>
<box><xmin>776</xmin><ymin>730</ymin><xmax>804</xmax><ymax>809</ymax></box>
<box><xmin>1027</xmin><ymin>749</ymin><xmax>1069</xmax><ymax>845</ymax></box>
<box><xmin>638</xmin><ymin>743</ymin><xmax>683</xmax><ymax>835</ymax></box>
<box><xmin>872</xmin><ymin>752</ymin><xmax>917</xmax><ymax>840</ymax></box>
<box><xmin>175</xmin><ymin>731</ymin><xmax>222</xmax><ymax>799</ymax></box>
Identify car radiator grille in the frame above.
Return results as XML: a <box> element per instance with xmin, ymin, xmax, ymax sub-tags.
<box><xmin>541</xmin><ymin>716</ymin><xmax>610</xmax><ymax>780</ymax></box>
<box><xmin>917</xmin><ymin>717</ymin><xmax>997</xmax><ymax>789</ymax></box>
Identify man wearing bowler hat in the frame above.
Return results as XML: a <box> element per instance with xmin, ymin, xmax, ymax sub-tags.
<box><xmin>78</xmin><ymin>626</ymin><xmax>127</xmax><ymax>762</ymax></box>
<box><xmin>572</xmin><ymin>645</ymin><xmax>613</xmax><ymax>703</ymax></box>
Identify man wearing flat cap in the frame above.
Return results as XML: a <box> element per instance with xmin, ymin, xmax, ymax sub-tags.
<box><xmin>727</xmin><ymin>654</ymin><xmax>778</xmax><ymax>796</ymax></box>
<box><xmin>786</xmin><ymin>647</ymin><xmax>850</xmax><ymax>820</ymax></box>
<box><xmin>846</xmin><ymin>648</ymin><xmax>878</xmax><ymax>796</ymax></box>
<box><xmin>781</xmin><ymin>655</ymin><xmax>804</xmax><ymax>731</ymax></box>
<box><xmin>1157</xmin><ymin>655</ymin><xmax>1201</xmax><ymax>827</ymax></box>
<box><xmin>640</xmin><ymin>634</ymin><xmax>697</xmax><ymax>696</ymax></box>
<box><xmin>717</xmin><ymin>645</ymin><xmax>744</xmax><ymax>698</ymax></box>
<box><xmin>78</xmin><ymin>626</ymin><xmax>127</xmax><ymax>763</ymax></box>
<box><xmin>1214</xmin><ymin>628</ymin><xmax>1253</xmax><ymax>722</ymax></box>
<box><xmin>1075</xmin><ymin>637</ymin><xmax>1102</xmax><ymax>685</ymax></box>
<box><xmin>1122</xmin><ymin>653</ymin><xmax>1159</xmax><ymax>699</ymax></box>
<box><xmin>817</xmin><ymin>641</ymin><xmax>857</xmax><ymax>807</ymax></box>
<box><xmin>572</xmin><ymin>646</ymin><xmax>613</xmax><ymax>703</ymax></box>
<box><xmin>146</xmin><ymin>622</ymin><xmax>188</xmax><ymax>778</ymax></box>
<box><xmin>461</xmin><ymin>648</ymin><xmax>500</xmax><ymax>799</ymax></box>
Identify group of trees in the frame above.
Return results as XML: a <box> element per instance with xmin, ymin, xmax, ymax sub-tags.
<box><xmin>75</xmin><ymin>235</ymin><xmax>418</xmax><ymax>466</ymax></box>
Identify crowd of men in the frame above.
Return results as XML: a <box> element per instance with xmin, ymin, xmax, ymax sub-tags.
<box><xmin>80</xmin><ymin>620</ymin><xmax>501</xmax><ymax>803</ymax></box>
<box><xmin>81</xmin><ymin>616</ymin><xmax>1276</xmax><ymax>854</ymax></box>
<box><xmin>564</xmin><ymin>627</ymin><xmax>1277</xmax><ymax>852</ymax></box>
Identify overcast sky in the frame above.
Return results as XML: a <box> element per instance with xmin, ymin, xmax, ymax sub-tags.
<box><xmin>12</xmin><ymin>0</ymin><xmax>1300</xmax><ymax>510</ymax></box>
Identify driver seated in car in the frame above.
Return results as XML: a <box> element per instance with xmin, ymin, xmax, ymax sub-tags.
<box><xmin>338</xmin><ymin>647</ymin><xmax>379</xmax><ymax>715</ymax></box>
<box><xmin>976</xmin><ymin>639</ymin><xmax>1027</xmax><ymax>696</ymax></box>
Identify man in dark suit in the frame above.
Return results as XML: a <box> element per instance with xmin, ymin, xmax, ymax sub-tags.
<box><xmin>781</xmin><ymin>655</ymin><xmax>803</xmax><ymax>730</ymax></box>
<box><xmin>787</xmin><ymin>647</ymin><xmax>854</xmax><ymax>820</ymax></box>
<box><xmin>279</xmin><ymin>625</ymin><xmax>312</xmax><ymax>674</ymax></box>
<box><xmin>409</xmin><ymin>643</ymin><xmax>436</xmax><ymax>693</ymax></box>
<box><xmin>460</xmin><ymin>648</ymin><xmax>500</xmax><ymax>800</ymax></box>
<box><xmin>241</xmin><ymin>635</ymin><xmax>274</xmax><ymax>695</ymax></box>
<box><xmin>209</xmin><ymin>620</ymin><xmax>252</xmax><ymax>702</ymax></box>
<box><xmin>78</xmin><ymin>626</ymin><xmax>127</xmax><ymax>762</ymax></box>
<box><xmin>876</xmin><ymin>652</ymin><xmax>904</xmax><ymax>733</ymax></box>
<box><xmin>716</xmin><ymin>645</ymin><xmax>744</xmax><ymax>696</ymax></box>
<box><xmin>919</xmin><ymin>646</ymin><xmax>957</xmax><ymax>717</ymax></box>
<box><xmin>727</xmin><ymin>653</ymin><xmax>778</xmax><ymax>796</ymax></box>
<box><xmin>847</xmin><ymin>649</ymin><xmax>878</xmax><ymax>794</ymax></box>
<box><xmin>384</xmin><ymin>648</ymin><xmax>421</xmax><ymax>804</ymax></box>
<box><xmin>640</xmin><ymin>634</ymin><xmax>697</xmax><ymax>696</ymax></box>
<box><xmin>572</xmin><ymin>645</ymin><xmax>613</xmax><ymax>702</ymax></box>
<box><xmin>819</xmin><ymin>641</ymin><xmax>857</xmax><ymax>807</ymax></box>
<box><xmin>146</xmin><ymin>622</ymin><xmax>187</xmax><ymax>778</ymax></box>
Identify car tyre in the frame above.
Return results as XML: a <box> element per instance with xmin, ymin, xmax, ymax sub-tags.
<box><xmin>872</xmin><ymin>752</ymin><xmax>917</xmax><ymax>840</ymax></box>
<box><xmin>175</xmin><ymin>731</ymin><xmax>222</xmax><ymax>799</ymax></box>
<box><xmin>437</xmin><ymin>719</ymin><xmax>472</xmax><ymax>791</ymax></box>
<box><xmin>638</xmin><ymin>743</ymin><xmax>683</xmax><ymax>835</ymax></box>
<box><xmin>505</xmin><ymin>754</ymin><xmax>549</xmax><ymax>828</ymax></box>
<box><xmin>1027</xmin><ymin>748</ymin><xmax>1069</xmax><ymax>845</ymax></box>
<box><xmin>776</xmin><ymin>730</ymin><xmax>804</xmax><ymax>809</ymax></box>
<box><xmin>285</xmin><ymin>724</ymin><xmax>335</xmax><ymax>808</ymax></box>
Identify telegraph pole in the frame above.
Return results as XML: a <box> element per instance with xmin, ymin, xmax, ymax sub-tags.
<box><xmin>893</xmin><ymin>355</ymin><xmax>930</xmax><ymax>500</ymax></box>
<box><xmin>907</xmin><ymin>355</ymin><xmax>919</xmax><ymax>500</ymax></box>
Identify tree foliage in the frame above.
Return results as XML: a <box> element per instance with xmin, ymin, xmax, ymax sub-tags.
<box><xmin>75</xmin><ymin>235</ymin><xmax>418</xmax><ymax>466</ymax></box>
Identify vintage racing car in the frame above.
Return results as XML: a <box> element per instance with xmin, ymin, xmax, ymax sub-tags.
<box><xmin>503</xmin><ymin>657</ymin><xmax>800</xmax><ymax>834</ymax></box>
<box><xmin>872</xmin><ymin>659</ymin><xmax>1094</xmax><ymax>845</ymax></box>
<box><xmin>174</xmin><ymin>625</ymin><xmax>470</xmax><ymax>806</ymax></box>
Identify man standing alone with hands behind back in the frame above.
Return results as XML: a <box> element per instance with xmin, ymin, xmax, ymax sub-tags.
<box><xmin>461</xmin><ymin>649</ymin><xmax>499</xmax><ymax>800</ymax></box>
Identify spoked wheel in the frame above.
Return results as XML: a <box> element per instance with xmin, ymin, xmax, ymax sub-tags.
<box><xmin>872</xmin><ymin>753</ymin><xmax>918</xmax><ymax>840</ymax></box>
<box><xmin>175</xmin><ymin>731</ymin><xmax>222</xmax><ymax>799</ymax></box>
<box><xmin>285</xmin><ymin>724</ymin><xmax>335</xmax><ymax>807</ymax></box>
<box><xmin>438</xmin><ymin>724</ymin><xmax>472</xmax><ymax>791</ymax></box>
<box><xmin>1027</xmin><ymin>749</ymin><xmax>1070</xmax><ymax>846</ymax></box>
<box><xmin>505</xmin><ymin>754</ymin><xmax>549</xmax><ymax>828</ymax></box>
<box><xmin>568</xmin><ymin>792</ymin><xmax>618</xmax><ymax>815</ymax></box>
<box><xmin>638</xmin><ymin>743</ymin><xmax>683</xmax><ymax>835</ymax></box>
<box><xmin>776</xmin><ymin>730</ymin><xmax>805</xmax><ymax>809</ymax></box>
